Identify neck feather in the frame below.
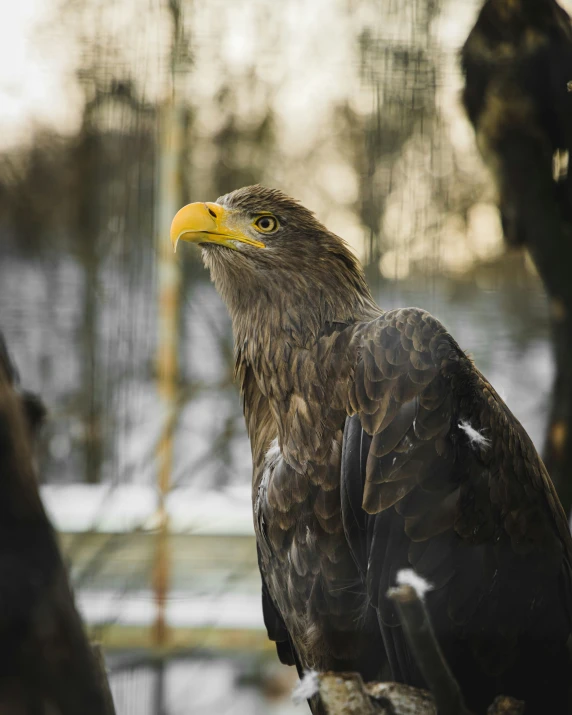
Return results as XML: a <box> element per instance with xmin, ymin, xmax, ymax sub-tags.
<box><xmin>203</xmin><ymin>245</ymin><xmax>380</xmax><ymax>378</ymax></box>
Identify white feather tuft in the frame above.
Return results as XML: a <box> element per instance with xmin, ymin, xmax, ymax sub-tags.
<box><xmin>292</xmin><ymin>670</ymin><xmax>320</xmax><ymax>704</ymax></box>
<box><xmin>260</xmin><ymin>438</ymin><xmax>281</xmax><ymax>491</ymax></box>
<box><xmin>265</xmin><ymin>437</ymin><xmax>281</xmax><ymax>464</ymax></box>
<box><xmin>395</xmin><ymin>569</ymin><xmax>433</xmax><ymax>599</ymax></box>
<box><xmin>255</xmin><ymin>438</ymin><xmax>282</xmax><ymax>519</ymax></box>
<box><xmin>458</xmin><ymin>420</ymin><xmax>490</xmax><ymax>449</ymax></box>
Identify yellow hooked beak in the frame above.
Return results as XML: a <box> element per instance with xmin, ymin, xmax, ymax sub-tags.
<box><xmin>170</xmin><ymin>202</ymin><xmax>266</xmax><ymax>252</ymax></box>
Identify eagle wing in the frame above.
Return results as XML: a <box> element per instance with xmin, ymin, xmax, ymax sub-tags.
<box><xmin>340</xmin><ymin>307</ymin><xmax>572</xmax><ymax>709</ymax></box>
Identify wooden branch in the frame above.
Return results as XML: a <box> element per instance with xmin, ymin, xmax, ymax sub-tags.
<box><xmin>318</xmin><ymin>673</ymin><xmax>376</xmax><ymax>714</ymax></box>
<box><xmin>387</xmin><ymin>584</ymin><xmax>474</xmax><ymax>715</ymax></box>
<box><xmin>487</xmin><ymin>695</ymin><xmax>525</xmax><ymax>715</ymax></box>
<box><xmin>316</xmin><ymin>672</ymin><xmax>526</xmax><ymax>715</ymax></box>
<box><xmin>365</xmin><ymin>681</ymin><xmax>436</xmax><ymax>714</ymax></box>
<box><xmin>314</xmin><ymin>584</ymin><xmax>525</xmax><ymax>714</ymax></box>
<box><xmin>317</xmin><ymin>673</ymin><xmax>436</xmax><ymax>715</ymax></box>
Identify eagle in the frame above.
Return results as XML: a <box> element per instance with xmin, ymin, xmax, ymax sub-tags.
<box><xmin>171</xmin><ymin>185</ymin><xmax>572</xmax><ymax>714</ymax></box>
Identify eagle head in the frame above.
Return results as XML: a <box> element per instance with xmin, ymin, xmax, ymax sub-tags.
<box><xmin>170</xmin><ymin>185</ymin><xmax>377</xmax><ymax>341</ymax></box>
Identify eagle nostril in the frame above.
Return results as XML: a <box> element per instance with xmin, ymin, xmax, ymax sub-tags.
<box><xmin>207</xmin><ymin>206</ymin><xmax>217</xmax><ymax>218</ymax></box>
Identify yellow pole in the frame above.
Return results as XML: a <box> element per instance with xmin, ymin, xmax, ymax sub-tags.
<box><xmin>153</xmin><ymin>87</ymin><xmax>184</xmax><ymax>654</ymax></box>
<box><xmin>154</xmin><ymin>0</ymin><xmax>190</xmax><ymax>664</ymax></box>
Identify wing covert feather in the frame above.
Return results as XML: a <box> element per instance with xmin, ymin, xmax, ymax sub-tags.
<box><xmin>340</xmin><ymin>308</ymin><xmax>572</xmax><ymax>701</ymax></box>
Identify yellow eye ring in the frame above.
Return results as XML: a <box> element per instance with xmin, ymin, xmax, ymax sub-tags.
<box><xmin>253</xmin><ymin>215</ymin><xmax>278</xmax><ymax>233</ymax></box>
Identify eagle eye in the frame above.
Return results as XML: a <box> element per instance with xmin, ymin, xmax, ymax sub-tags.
<box><xmin>253</xmin><ymin>215</ymin><xmax>278</xmax><ymax>233</ymax></box>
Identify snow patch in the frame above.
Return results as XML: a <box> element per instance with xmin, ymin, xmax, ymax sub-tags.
<box><xmin>396</xmin><ymin>569</ymin><xmax>433</xmax><ymax>599</ymax></box>
<box><xmin>292</xmin><ymin>670</ymin><xmax>320</xmax><ymax>704</ymax></box>
<box><xmin>41</xmin><ymin>484</ymin><xmax>255</xmax><ymax>536</ymax></box>
<box><xmin>77</xmin><ymin>590</ymin><xmax>264</xmax><ymax>630</ymax></box>
<box><xmin>458</xmin><ymin>420</ymin><xmax>490</xmax><ymax>449</ymax></box>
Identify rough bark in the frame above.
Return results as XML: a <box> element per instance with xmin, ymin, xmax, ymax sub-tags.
<box><xmin>314</xmin><ymin>584</ymin><xmax>526</xmax><ymax>714</ymax></box>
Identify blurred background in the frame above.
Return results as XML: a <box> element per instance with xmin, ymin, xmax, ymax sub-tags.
<box><xmin>0</xmin><ymin>0</ymin><xmax>569</xmax><ymax>712</ymax></box>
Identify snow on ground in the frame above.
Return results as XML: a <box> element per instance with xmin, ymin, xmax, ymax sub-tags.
<box><xmin>41</xmin><ymin>483</ymin><xmax>254</xmax><ymax>535</ymax></box>
<box><xmin>77</xmin><ymin>591</ymin><xmax>264</xmax><ymax>630</ymax></box>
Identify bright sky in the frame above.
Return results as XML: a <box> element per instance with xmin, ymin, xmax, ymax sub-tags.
<box><xmin>0</xmin><ymin>1</ymin><xmax>77</xmax><ymax>145</ymax></box>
